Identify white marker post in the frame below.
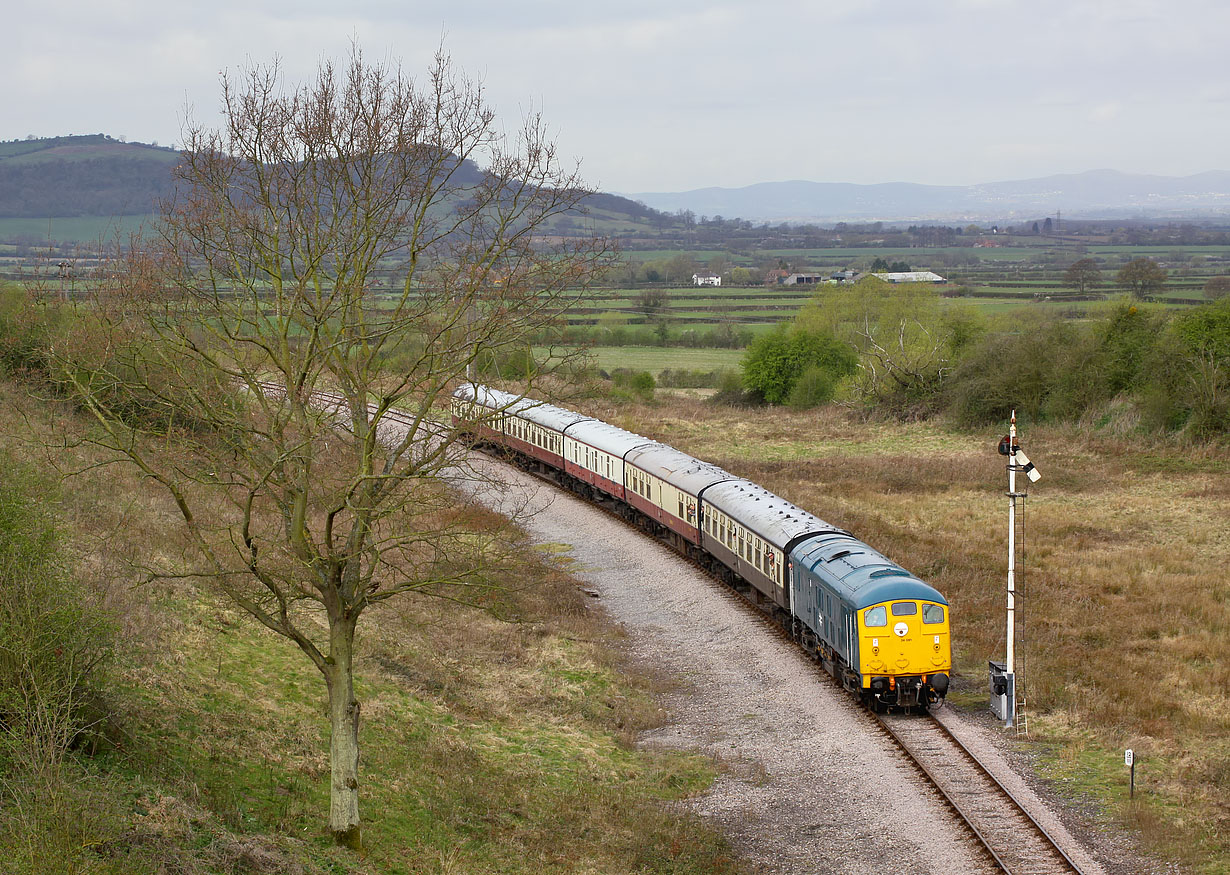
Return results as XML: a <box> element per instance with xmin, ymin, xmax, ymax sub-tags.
<box><xmin>1126</xmin><ymin>749</ymin><xmax>1136</xmax><ymax>799</ymax></box>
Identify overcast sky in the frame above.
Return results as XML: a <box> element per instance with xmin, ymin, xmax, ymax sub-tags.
<box><xmin>8</xmin><ymin>1</ymin><xmax>1228</xmax><ymax>193</ymax></box>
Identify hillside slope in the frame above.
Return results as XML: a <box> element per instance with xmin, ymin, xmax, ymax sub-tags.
<box><xmin>0</xmin><ymin>135</ymin><xmax>179</xmax><ymax>217</ymax></box>
<box><xmin>0</xmin><ymin>134</ymin><xmax>661</xmax><ymax>229</ymax></box>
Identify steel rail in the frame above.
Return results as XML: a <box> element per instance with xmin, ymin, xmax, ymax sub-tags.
<box><xmin>283</xmin><ymin>388</ymin><xmax>1089</xmax><ymax>874</ymax></box>
<box><xmin>872</xmin><ymin>712</ymin><xmax>1085</xmax><ymax>874</ymax></box>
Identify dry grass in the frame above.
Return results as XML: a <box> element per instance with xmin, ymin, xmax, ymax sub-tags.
<box><xmin>600</xmin><ymin>396</ymin><xmax>1230</xmax><ymax>873</ymax></box>
<box><xmin>0</xmin><ymin>381</ymin><xmax>738</xmax><ymax>875</ymax></box>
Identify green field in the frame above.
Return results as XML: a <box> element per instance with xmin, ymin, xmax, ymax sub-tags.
<box><xmin>571</xmin><ymin>345</ymin><xmax>744</xmax><ymax>374</ymax></box>
<box><xmin>0</xmin><ymin>215</ymin><xmax>152</xmax><ymax>243</ymax></box>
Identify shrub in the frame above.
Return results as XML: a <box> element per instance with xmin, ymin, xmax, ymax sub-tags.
<box><xmin>709</xmin><ymin>368</ymin><xmax>754</xmax><ymax>406</ymax></box>
<box><xmin>0</xmin><ymin>460</ymin><xmax>115</xmax><ymax>775</ymax></box>
<box><xmin>1097</xmin><ymin>302</ymin><xmax>1165</xmax><ymax>395</ymax></box>
<box><xmin>787</xmin><ymin>365</ymin><xmax>837</xmax><ymax>410</ymax></box>
<box><xmin>943</xmin><ymin>315</ymin><xmax>1083</xmax><ymax>426</ymax></box>
<box><xmin>1143</xmin><ymin>298</ymin><xmax>1230</xmax><ymax>436</ymax></box>
<box><xmin>610</xmin><ymin>369</ymin><xmax>655</xmax><ymax>402</ymax></box>
<box><xmin>741</xmin><ymin>326</ymin><xmax>856</xmax><ymax>405</ymax></box>
<box><xmin>0</xmin><ymin>285</ymin><xmax>62</xmax><ymax>378</ymax></box>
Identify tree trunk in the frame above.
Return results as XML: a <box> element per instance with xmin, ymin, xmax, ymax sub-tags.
<box><xmin>325</xmin><ymin>620</ymin><xmax>362</xmax><ymax>850</ymax></box>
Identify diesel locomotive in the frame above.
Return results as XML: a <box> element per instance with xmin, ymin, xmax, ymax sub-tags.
<box><xmin>452</xmin><ymin>384</ymin><xmax>951</xmax><ymax>710</ymax></box>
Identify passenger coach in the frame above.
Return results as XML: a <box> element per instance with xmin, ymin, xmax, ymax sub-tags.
<box><xmin>451</xmin><ymin>383</ymin><xmax>952</xmax><ymax>711</ymax></box>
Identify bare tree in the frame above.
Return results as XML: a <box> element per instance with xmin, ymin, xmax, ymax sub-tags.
<box><xmin>51</xmin><ymin>49</ymin><xmax>612</xmax><ymax>849</ymax></box>
<box><xmin>1203</xmin><ymin>276</ymin><xmax>1230</xmax><ymax>300</ymax></box>
<box><xmin>1117</xmin><ymin>257</ymin><xmax>1167</xmax><ymax>299</ymax></box>
<box><xmin>1062</xmin><ymin>257</ymin><xmax>1102</xmax><ymax>294</ymax></box>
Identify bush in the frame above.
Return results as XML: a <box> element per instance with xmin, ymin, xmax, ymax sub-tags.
<box><xmin>0</xmin><ymin>460</ymin><xmax>115</xmax><ymax>774</ymax></box>
<box><xmin>1097</xmin><ymin>303</ymin><xmax>1165</xmax><ymax>396</ymax></box>
<box><xmin>0</xmin><ymin>285</ymin><xmax>62</xmax><ymax>378</ymax></box>
<box><xmin>787</xmin><ymin>365</ymin><xmax>837</xmax><ymax>410</ymax></box>
<box><xmin>1144</xmin><ymin>298</ymin><xmax>1230</xmax><ymax>436</ymax></box>
<box><xmin>741</xmin><ymin>326</ymin><xmax>856</xmax><ymax>405</ymax></box>
<box><xmin>944</xmin><ymin>315</ymin><xmax>1087</xmax><ymax>426</ymax></box>
<box><xmin>657</xmin><ymin>368</ymin><xmax>723</xmax><ymax>389</ymax></box>
<box><xmin>709</xmin><ymin>368</ymin><xmax>754</xmax><ymax>406</ymax></box>
<box><xmin>610</xmin><ymin>369</ymin><xmax>655</xmax><ymax>402</ymax></box>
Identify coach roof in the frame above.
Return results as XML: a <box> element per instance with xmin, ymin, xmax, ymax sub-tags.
<box><xmin>453</xmin><ymin>384</ymin><xmax>593</xmax><ymax>432</ymax></box>
<box><xmin>624</xmin><ymin>444</ymin><xmax>738</xmax><ymax>497</ymax></box>
<box><xmin>703</xmin><ymin>479</ymin><xmax>844</xmax><ymax>550</ymax></box>
<box><xmin>564</xmin><ymin>418</ymin><xmax>657</xmax><ymax>458</ymax></box>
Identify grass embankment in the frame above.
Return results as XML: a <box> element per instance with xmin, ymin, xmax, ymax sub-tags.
<box><xmin>588</xmin><ymin>396</ymin><xmax>1229</xmax><ymax>874</ymax></box>
<box><xmin>0</xmin><ymin>382</ymin><xmax>738</xmax><ymax>875</ymax></box>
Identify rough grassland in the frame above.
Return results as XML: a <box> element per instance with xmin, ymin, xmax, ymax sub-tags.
<box><xmin>0</xmin><ymin>382</ymin><xmax>738</xmax><ymax>875</ymax></box>
<box><xmin>586</xmin><ymin>395</ymin><xmax>1229</xmax><ymax>874</ymax></box>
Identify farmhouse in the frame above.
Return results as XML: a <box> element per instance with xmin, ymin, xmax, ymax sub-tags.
<box><xmin>693</xmin><ymin>272</ymin><xmax>722</xmax><ymax>287</ymax></box>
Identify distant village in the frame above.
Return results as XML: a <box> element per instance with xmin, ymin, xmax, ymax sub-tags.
<box><xmin>691</xmin><ymin>269</ymin><xmax>946</xmax><ymax>287</ymax></box>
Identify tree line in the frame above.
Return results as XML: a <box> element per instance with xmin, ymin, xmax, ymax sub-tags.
<box><xmin>735</xmin><ymin>277</ymin><xmax>1230</xmax><ymax>438</ymax></box>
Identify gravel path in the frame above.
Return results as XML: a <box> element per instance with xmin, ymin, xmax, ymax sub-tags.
<box><xmin>358</xmin><ymin>386</ymin><xmax>1178</xmax><ymax>875</ymax></box>
<box><xmin>456</xmin><ymin>451</ymin><xmax>1168</xmax><ymax>875</ymax></box>
<box><xmin>473</xmin><ymin>465</ymin><xmax>990</xmax><ymax>874</ymax></box>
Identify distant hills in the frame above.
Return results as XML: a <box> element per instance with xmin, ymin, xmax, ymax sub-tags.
<box><xmin>0</xmin><ymin>134</ymin><xmax>180</xmax><ymax>218</ymax></box>
<box><xmin>0</xmin><ymin>135</ymin><xmax>660</xmax><ymax>229</ymax></box>
<box><xmin>624</xmin><ymin>170</ymin><xmax>1230</xmax><ymax>223</ymax></box>
<box><xmin>5</xmin><ymin>135</ymin><xmax>1230</xmax><ymax>229</ymax></box>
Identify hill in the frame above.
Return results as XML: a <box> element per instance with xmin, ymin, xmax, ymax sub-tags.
<box><xmin>0</xmin><ymin>134</ymin><xmax>663</xmax><ymax>232</ymax></box>
<box><xmin>625</xmin><ymin>169</ymin><xmax>1230</xmax><ymax>223</ymax></box>
<box><xmin>0</xmin><ymin>134</ymin><xmax>180</xmax><ymax>218</ymax></box>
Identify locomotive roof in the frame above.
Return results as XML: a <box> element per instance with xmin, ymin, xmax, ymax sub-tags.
<box><xmin>453</xmin><ymin>384</ymin><xmax>593</xmax><ymax>432</ymax></box>
<box><xmin>624</xmin><ymin>444</ymin><xmax>738</xmax><ymax>498</ymax></box>
<box><xmin>702</xmin><ymin>479</ymin><xmax>844</xmax><ymax>551</ymax></box>
<box><xmin>791</xmin><ymin>533</ymin><xmax>946</xmax><ymax>608</ymax></box>
<box><xmin>564</xmin><ymin>418</ymin><xmax>657</xmax><ymax>457</ymax></box>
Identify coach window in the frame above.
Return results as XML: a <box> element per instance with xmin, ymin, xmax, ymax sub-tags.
<box><xmin>923</xmin><ymin>604</ymin><xmax>945</xmax><ymax>624</ymax></box>
<box><xmin>864</xmin><ymin>606</ymin><xmax>887</xmax><ymax>627</ymax></box>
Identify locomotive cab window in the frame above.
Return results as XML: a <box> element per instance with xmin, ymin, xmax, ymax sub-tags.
<box><xmin>864</xmin><ymin>606</ymin><xmax>887</xmax><ymax>627</ymax></box>
<box><xmin>891</xmin><ymin>602</ymin><xmax>918</xmax><ymax>616</ymax></box>
<box><xmin>923</xmin><ymin>604</ymin><xmax>945</xmax><ymax>624</ymax></box>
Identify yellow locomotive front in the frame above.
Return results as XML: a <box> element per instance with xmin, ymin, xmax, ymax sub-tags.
<box><xmin>859</xmin><ymin>597</ymin><xmax>951</xmax><ymax>709</ymax></box>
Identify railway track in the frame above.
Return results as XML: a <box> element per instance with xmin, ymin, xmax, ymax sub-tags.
<box><xmin>460</xmin><ymin>434</ymin><xmax>1091</xmax><ymax>874</ymax></box>
<box><xmin>305</xmin><ymin>390</ymin><xmax>1091</xmax><ymax>874</ymax></box>
<box><xmin>874</xmin><ymin>711</ymin><xmax>1086</xmax><ymax>874</ymax></box>
<box><xmin>483</xmin><ymin>439</ymin><xmax>1092</xmax><ymax>874</ymax></box>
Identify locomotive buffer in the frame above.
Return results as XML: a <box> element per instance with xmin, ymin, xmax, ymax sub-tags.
<box><xmin>992</xmin><ymin>411</ymin><xmax>1040</xmax><ymax>730</ymax></box>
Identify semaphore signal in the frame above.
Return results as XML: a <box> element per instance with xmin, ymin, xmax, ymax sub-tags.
<box><xmin>993</xmin><ymin>411</ymin><xmax>1041</xmax><ymax>730</ymax></box>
